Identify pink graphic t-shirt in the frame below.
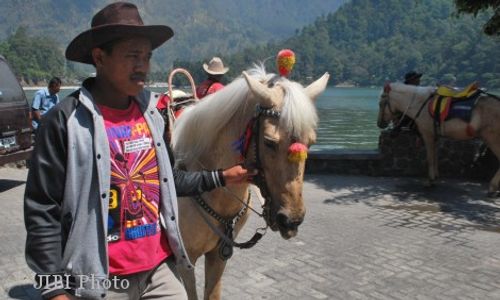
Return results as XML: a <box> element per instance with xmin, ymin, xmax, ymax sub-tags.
<box><xmin>98</xmin><ymin>101</ymin><xmax>171</xmax><ymax>275</ymax></box>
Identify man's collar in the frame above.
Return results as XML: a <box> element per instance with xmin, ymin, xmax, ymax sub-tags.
<box><xmin>80</xmin><ymin>77</ymin><xmax>151</xmax><ymax>112</ymax></box>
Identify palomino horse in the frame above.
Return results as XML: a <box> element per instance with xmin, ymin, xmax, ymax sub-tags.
<box><xmin>377</xmin><ymin>82</ymin><xmax>500</xmax><ymax>196</ymax></box>
<box><xmin>172</xmin><ymin>65</ymin><xmax>329</xmax><ymax>299</ymax></box>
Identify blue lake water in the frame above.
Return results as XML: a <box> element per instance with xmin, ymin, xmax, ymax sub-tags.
<box><xmin>314</xmin><ymin>87</ymin><xmax>381</xmax><ymax>151</ymax></box>
<box><xmin>25</xmin><ymin>86</ymin><xmax>383</xmax><ymax>150</ymax></box>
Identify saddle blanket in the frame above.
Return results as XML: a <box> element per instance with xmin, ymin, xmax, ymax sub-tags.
<box><xmin>428</xmin><ymin>83</ymin><xmax>481</xmax><ymax>123</ymax></box>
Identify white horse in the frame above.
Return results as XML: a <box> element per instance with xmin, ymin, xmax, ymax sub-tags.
<box><xmin>377</xmin><ymin>82</ymin><xmax>500</xmax><ymax>196</ymax></box>
<box><xmin>172</xmin><ymin>65</ymin><xmax>329</xmax><ymax>299</ymax></box>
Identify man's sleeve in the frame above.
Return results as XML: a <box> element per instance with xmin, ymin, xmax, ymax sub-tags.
<box><xmin>31</xmin><ymin>91</ymin><xmax>42</xmax><ymax>110</ymax></box>
<box><xmin>165</xmin><ymin>143</ymin><xmax>225</xmax><ymax>197</ymax></box>
<box><xmin>24</xmin><ymin>108</ymin><xmax>68</xmax><ymax>299</ymax></box>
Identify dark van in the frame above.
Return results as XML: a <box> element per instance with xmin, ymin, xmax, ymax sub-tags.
<box><xmin>0</xmin><ymin>55</ymin><xmax>33</xmax><ymax>165</ymax></box>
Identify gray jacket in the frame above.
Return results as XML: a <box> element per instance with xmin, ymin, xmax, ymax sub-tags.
<box><xmin>24</xmin><ymin>79</ymin><xmax>223</xmax><ymax>299</ymax></box>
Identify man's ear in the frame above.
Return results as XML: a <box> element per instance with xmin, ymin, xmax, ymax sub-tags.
<box><xmin>91</xmin><ymin>48</ymin><xmax>105</xmax><ymax>67</ymax></box>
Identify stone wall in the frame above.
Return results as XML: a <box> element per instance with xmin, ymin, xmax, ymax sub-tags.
<box><xmin>377</xmin><ymin>129</ymin><xmax>497</xmax><ymax>179</ymax></box>
<box><xmin>307</xmin><ymin>129</ymin><xmax>498</xmax><ymax>180</ymax></box>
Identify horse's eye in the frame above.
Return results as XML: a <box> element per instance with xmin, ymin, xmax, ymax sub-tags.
<box><xmin>263</xmin><ymin>138</ymin><xmax>279</xmax><ymax>151</ymax></box>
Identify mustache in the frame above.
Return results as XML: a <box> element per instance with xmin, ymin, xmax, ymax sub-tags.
<box><xmin>130</xmin><ymin>73</ymin><xmax>147</xmax><ymax>81</ymax></box>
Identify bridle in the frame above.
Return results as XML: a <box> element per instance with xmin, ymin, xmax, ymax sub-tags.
<box><xmin>379</xmin><ymin>91</ymin><xmax>399</xmax><ymax>124</ymax></box>
<box><xmin>239</xmin><ymin>104</ymin><xmax>282</xmax><ymax>223</ymax></box>
<box><xmin>190</xmin><ymin>103</ymin><xmax>282</xmax><ymax>260</ymax></box>
<box><xmin>379</xmin><ymin>86</ymin><xmax>420</xmax><ymax>126</ymax></box>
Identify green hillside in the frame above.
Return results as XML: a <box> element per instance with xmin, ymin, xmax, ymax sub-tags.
<box><xmin>0</xmin><ymin>0</ymin><xmax>345</xmax><ymax>73</ymax></box>
<box><xmin>179</xmin><ymin>0</ymin><xmax>500</xmax><ymax>88</ymax></box>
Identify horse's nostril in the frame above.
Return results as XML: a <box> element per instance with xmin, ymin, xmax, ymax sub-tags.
<box><xmin>294</xmin><ymin>218</ymin><xmax>303</xmax><ymax>227</ymax></box>
<box><xmin>276</xmin><ymin>213</ymin><xmax>303</xmax><ymax>231</ymax></box>
<box><xmin>276</xmin><ymin>213</ymin><xmax>289</xmax><ymax>228</ymax></box>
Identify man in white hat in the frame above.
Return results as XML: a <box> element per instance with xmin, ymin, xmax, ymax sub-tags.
<box><xmin>196</xmin><ymin>56</ymin><xmax>229</xmax><ymax>99</ymax></box>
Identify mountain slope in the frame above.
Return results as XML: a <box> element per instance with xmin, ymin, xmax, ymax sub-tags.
<box><xmin>198</xmin><ymin>0</ymin><xmax>499</xmax><ymax>88</ymax></box>
<box><xmin>0</xmin><ymin>0</ymin><xmax>346</xmax><ymax>70</ymax></box>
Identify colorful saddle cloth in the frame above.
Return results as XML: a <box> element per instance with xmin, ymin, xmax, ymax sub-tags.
<box><xmin>428</xmin><ymin>82</ymin><xmax>481</xmax><ymax>123</ymax></box>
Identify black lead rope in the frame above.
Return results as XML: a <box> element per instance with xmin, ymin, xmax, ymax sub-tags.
<box><xmin>192</xmin><ymin>193</ymin><xmax>266</xmax><ymax>261</ymax></box>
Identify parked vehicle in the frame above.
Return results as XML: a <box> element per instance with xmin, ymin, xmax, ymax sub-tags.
<box><xmin>0</xmin><ymin>55</ymin><xmax>33</xmax><ymax>165</ymax></box>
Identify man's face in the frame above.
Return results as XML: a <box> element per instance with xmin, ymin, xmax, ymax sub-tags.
<box><xmin>95</xmin><ymin>37</ymin><xmax>152</xmax><ymax>97</ymax></box>
<box><xmin>48</xmin><ymin>83</ymin><xmax>61</xmax><ymax>95</ymax></box>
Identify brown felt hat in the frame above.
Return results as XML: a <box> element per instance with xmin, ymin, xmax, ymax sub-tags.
<box><xmin>65</xmin><ymin>2</ymin><xmax>173</xmax><ymax>64</ymax></box>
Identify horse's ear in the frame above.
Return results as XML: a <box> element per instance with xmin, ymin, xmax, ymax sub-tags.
<box><xmin>242</xmin><ymin>71</ymin><xmax>275</xmax><ymax>107</ymax></box>
<box><xmin>384</xmin><ymin>82</ymin><xmax>391</xmax><ymax>93</ymax></box>
<box><xmin>305</xmin><ymin>72</ymin><xmax>330</xmax><ymax>102</ymax></box>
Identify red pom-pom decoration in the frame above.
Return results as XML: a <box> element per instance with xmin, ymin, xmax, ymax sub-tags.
<box><xmin>288</xmin><ymin>142</ymin><xmax>308</xmax><ymax>163</ymax></box>
<box><xmin>276</xmin><ymin>49</ymin><xmax>296</xmax><ymax>77</ymax></box>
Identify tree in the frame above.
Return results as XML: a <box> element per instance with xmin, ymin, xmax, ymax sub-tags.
<box><xmin>454</xmin><ymin>0</ymin><xmax>500</xmax><ymax>35</ymax></box>
<box><xmin>1</xmin><ymin>27</ymin><xmax>65</xmax><ymax>84</ymax></box>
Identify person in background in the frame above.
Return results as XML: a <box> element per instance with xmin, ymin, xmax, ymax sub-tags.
<box><xmin>31</xmin><ymin>77</ymin><xmax>61</xmax><ymax>131</ymax></box>
<box><xmin>196</xmin><ymin>56</ymin><xmax>228</xmax><ymax>99</ymax></box>
<box><xmin>24</xmin><ymin>2</ymin><xmax>254</xmax><ymax>300</ymax></box>
<box><xmin>404</xmin><ymin>71</ymin><xmax>422</xmax><ymax>86</ymax></box>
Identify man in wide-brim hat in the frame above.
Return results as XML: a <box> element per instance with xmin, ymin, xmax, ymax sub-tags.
<box><xmin>24</xmin><ymin>2</ymin><xmax>253</xmax><ymax>300</ymax></box>
<box><xmin>196</xmin><ymin>56</ymin><xmax>229</xmax><ymax>99</ymax></box>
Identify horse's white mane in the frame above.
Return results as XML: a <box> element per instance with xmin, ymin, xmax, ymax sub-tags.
<box><xmin>173</xmin><ymin>64</ymin><xmax>318</xmax><ymax>163</ymax></box>
<box><xmin>390</xmin><ymin>82</ymin><xmax>435</xmax><ymax>97</ymax></box>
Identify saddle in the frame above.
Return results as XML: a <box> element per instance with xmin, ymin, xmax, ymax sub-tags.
<box><xmin>428</xmin><ymin>82</ymin><xmax>481</xmax><ymax>123</ymax></box>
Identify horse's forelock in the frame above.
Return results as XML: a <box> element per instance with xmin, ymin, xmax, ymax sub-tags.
<box><xmin>279</xmin><ymin>79</ymin><xmax>318</xmax><ymax>141</ymax></box>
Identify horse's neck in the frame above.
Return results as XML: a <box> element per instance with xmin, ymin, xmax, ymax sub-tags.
<box><xmin>392</xmin><ymin>90</ymin><xmax>427</xmax><ymax>119</ymax></box>
<box><xmin>197</xmin><ymin>99</ymin><xmax>258</xmax><ymax>214</ymax></box>
<box><xmin>199</xmin><ymin>97</ymin><xmax>258</xmax><ymax>169</ymax></box>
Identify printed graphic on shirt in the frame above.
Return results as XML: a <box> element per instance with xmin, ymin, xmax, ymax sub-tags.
<box><xmin>105</xmin><ymin>122</ymin><xmax>161</xmax><ymax>243</ymax></box>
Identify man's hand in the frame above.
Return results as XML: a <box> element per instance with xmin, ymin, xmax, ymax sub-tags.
<box><xmin>32</xmin><ymin>110</ymin><xmax>42</xmax><ymax>121</ymax></box>
<box><xmin>222</xmin><ymin>165</ymin><xmax>258</xmax><ymax>185</ymax></box>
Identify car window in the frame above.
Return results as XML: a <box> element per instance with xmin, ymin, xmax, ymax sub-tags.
<box><xmin>0</xmin><ymin>58</ymin><xmax>25</xmax><ymax>103</ymax></box>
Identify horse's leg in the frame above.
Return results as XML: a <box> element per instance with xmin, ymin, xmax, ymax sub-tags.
<box><xmin>203</xmin><ymin>249</ymin><xmax>227</xmax><ymax>300</ymax></box>
<box><xmin>482</xmin><ymin>140</ymin><xmax>500</xmax><ymax>197</ymax></box>
<box><xmin>487</xmin><ymin>169</ymin><xmax>500</xmax><ymax>198</ymax></box>
<box><xmin>178</xmin><ymin>265</ymin><xmax>198</xmax><ymax>300</ymax></box>
<box><xmin>421</xmin><ymin>132</ymin><xmax>437</xmax><ymax>187</ymax></box>
<box><xmin>433</xmin><ymin>142</ymin><xmax>439</xmax><ymax>179</ymax></box>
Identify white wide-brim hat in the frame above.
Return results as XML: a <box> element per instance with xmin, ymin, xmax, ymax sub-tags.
<box><xmin>203</xmin><ymin>57</ymin><xmax>229</xmax><ymax>75</ymax></box>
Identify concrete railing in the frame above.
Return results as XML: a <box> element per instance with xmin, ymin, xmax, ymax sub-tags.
<box><xmin>306</xmin><ymin>130</ymin><xmax>498</xmax><ymax>180</ymax></box>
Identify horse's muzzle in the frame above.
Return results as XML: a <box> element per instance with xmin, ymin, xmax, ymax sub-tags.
<box><xmin>276</xmin><ymin>213</ymin><xmax>303</xmax><ymax>239</ymax></box>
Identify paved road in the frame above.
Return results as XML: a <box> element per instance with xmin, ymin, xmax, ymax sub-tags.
<box><xmin>1</xmin><ymin>167</ymin><xmax>500</xmax><ymax>299</ymax></box>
